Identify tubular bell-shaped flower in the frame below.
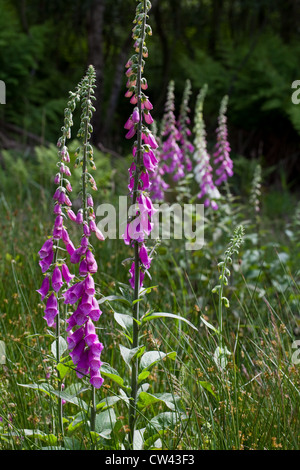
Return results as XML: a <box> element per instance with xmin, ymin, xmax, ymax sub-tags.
<box><xmin>193</xmin><ymin>84</ymin><xmax>221</xmax><ymax>210</ymax></box>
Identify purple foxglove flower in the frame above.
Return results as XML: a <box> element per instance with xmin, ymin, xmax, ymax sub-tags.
<box><xmin>88</xmin><ymin>349</ymin><xmax>102</xmax><ymax>372</ymax></box>
<box><xmin>130</xmin><ymin>95</ymin><xmax>138</xmax><ymax>105</ymax></box>
<box><xmin>87</xmin><ymin>261</ymin><xmax>98</xmax><ymax>274</ymax></box>
<box><xmin>89</xmin><ymin>297</ymin><xmax>102</xmax><ymax>322</ymax></box>
<box><xmin>65</xmin><ymin>195</ymin><xmax>72</xmax><ymax>207</ymax></box>
<box><xmin>144</xmin><ymin>111</ymin><xmax>154</xmax><ymax>125</ymax></box>
<box><xmin>38</xmin><ymin>239</ymin><xmax>53</xmax><ymax>259</ymax></box>
<box><xmin>70</xmin><ymin>249</ymin><xmax>82</xmax><ymax>264</ymax></box>
<box><xmin>61</xmin><ymin>263</ymin><xmax>75</xmax><ymax>284</ymax></box>
<box><xmin>87</xmin><ymin>196</ymin><xmax>94</xmax><ymax>207</ymax></box>
<box><xmin>84</xmin><ymin>319</ymin><xmax>97</xmax><ymax>347</ymax></box>
<box><xmin>53</xmin><ymin>188</ymin><xmax>61</xmax><ymax>201</ymax></box>
<box><xmin>124</xmin><ymin>117</ymin><xmax>134</xmax><ymax>129</ymax></box>
<box><xmin>53</xmin><ymin>204</ymin><xmax>62</xmax><ymax>215</ymax></box>
<box><xmin>43</xmin><ymin>293</ymin><xmax>58</xmax><ymax>327</ymax></box>
<box><xmin>36</xmin><ymin>276</ymin><xmax>50</xmax><ymax>300</ymax></box>
<box><xmin>129</xmin><ymin>262</ymin><xmax>145</xmax><ymax>290</ymax></box>
<box><xmin>143</xmin><ymin>98</ymin><xmax>153</xmax><ymax>110</ymax></box>
<box><xmin>76</xmin><ymin>350</ymin><xmax>90</xmax><ymax>378</ymax></box>
<box><xmin>58</xmin><ymin>190</ymin><xmax>66</xmax><ymax>205</ymax></box>
<box><xmin>69</xmin><ymin>339</ymin><xmax>85</xmax><ymax>365</ymax></box>
<box><xmin>54</xmin><ymin>173</ymin><xmax>60</xmax><ymax>184</ymax></box>
<box><xmin>67</xmin><ymin>209</ymin><xmax>77</xmax><ymax>222</ymax></box>
<box><xmin>139</xmin><ymin>244</ymin><xmax>151</xmax><ymax>270</ymax></box>
<box><xmin>79</xmin><ymin>258</ymin><xmax>88</xmax><ymax>276</ymax></box>
<box><xmin>81</xmin><ymin>236</ymin><xmax>89</xmax><ymax>248</ymax></box>
<box><xmin>95</xmin><ymin>228</ymin><xmax>105</xmax><ymax>241</ymax></box>
<box><xmin>90</xmin><ymin>370</ymin><xmax>104</xmax><ymax>389</ymax></box>
<box><xmin>54</xmin><ymin>215</ymin><xmax>63</xmax><ymax>229</ymax></box>
<box><xmin>61</xmin><ymin>228</ymin><xmax>70</xmax><ymax>244</ymax></box>
<box><xmin>125</xmin><ymin>126</ymin><xmax>136</xmax><ymax>139</ymax></box>
<box><xmin>85</xmin><ymin>274</ymin><xmax>95</xmax><ymax>296</ymax></box>
<box><xmin>65</xmin><ymin>166</ymin><xmax>71</xmax><ymax>177</ymax></box>
<box><xmin>66</xmin><ymin>313</ymin><xmax>77</xmax><ymax>332</ymax></box>
<box><xmin>66</xmin><ymin>240</ymin><xmax>75</xmax><ymax>255</ymax></box>
<box><xmin>89</xmin><ymin>219</ymin><xmax>97</xmax><ymax>232</ymax></box>
<box><xmin>76</xmin><ymin>211</ymin><xmax>83</xmax><ymax>225</ymax></box>
<box><xmin>79</xmin><ymin>293</ymin><xmax>94</xmax><ymax>315</ymax></box>
<box><xmin>67</xmin><ymin>326</ymin><xmax>84</xmax><ymax>350</ymax></box>
<box><xmin>83</xmin><ymin>223</ymin><xmax>91</xmax><ymax>237</ymax></box>
<box><xmin>52</xmin><ymin>266</ymin><xmax>64</xmax><ymax>292</ymax></box>
<box><xmin>39</xmin><ymin>250</ymin><xmax>54</xmax><ymax>273</ymax></box>
<box><xmin>132</xmin><ymin>107</ymin><xmax>140</xmax><ymax>123</ymax></box>
<box><xmin>66</xmin><ymin>182</ymin><xmax>72</xmax><ymax>193</ymax></box>
<box><xmin>73</xmin><ymin>307</ymin><xmax>89</xmax><ymax>326</ymax></box>
<box><xmin>86</xmin><ymin>250</ymin><xmax>95</xmax><ymax>266</ymax></box>
<box><xmin>63</xmin><ymin>281</ymin><xmax>84</xmax><ymax>304</ymax></box>
<box><xmin>52</xmin><ymin>227</ymin><xmax>62</xmax><ymax>240</ymax></box>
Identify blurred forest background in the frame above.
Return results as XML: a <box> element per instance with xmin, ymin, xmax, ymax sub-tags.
<box><xmin>1</xmin><ymin>0</ymin><xmax>300</xmax><ymax>191</ymax></box>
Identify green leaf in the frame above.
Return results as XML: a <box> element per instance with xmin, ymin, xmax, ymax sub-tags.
<box><xmin>100</xmin><ymin>364</ymin><xmax>125</xmax><ymax>387</ymax></box>
<box><xmin>119</xmin><ymin>344</ymin><xmax>144</xmax><ymax>367</ymax></box>
<box><xmin>114</xmin><ymin>312</ymin><xmax>133</xmax><ymax>331</ymax></box>
<box><xmin>57</xmin><ymin>360</ymin><xmax>74</xmax><ymax>380</ymax></box>
<box><xmin>67</xmin><ymin>411</ymin><xmax>87</xmax><ymax>434</ymax></box>
<box><xmin>198</xmin><ymin>381</ymin><xmax>218</xmax><ymax>399</ymax></box>
<box><xmin>96</xmin><ymin>396</ymin><xmax>120</xmax><ymax>412</ymax></box>
<box><xmin>146</xmin><ymin>411</ymin><xmax>186</xmax><ymax>435</ymax></box>
<box><xmin>9</xmin><ymin>429</ymin><xmax>58</xmax><ymax>446</ymax></box>
<box><xmin>98</xmin><ymin>295</ymin><xmax>131</xmax><ymax>306</ymax></box>
<box><xmin>138</xmin><ymin>392</ymin><xmax>185</xmax><ymax>412</ymax></box>
<box><xmin>138</xmin><ymin>369</ymin><xmax>151</xmax><ymax>382</ymax></box>
<box><xmin>140</xmin><ymin>350</ymin><xmax>176</xmax><ymax>370</ymax></box>
<box><xmin>95</xmin><ymin>409</ymin><xmax>117</xmax><ymax>439</ymax></box>
<box><xmin>142</xmin><ymin>312</ymin><xmax>198</xmax><ymax>331</ymax></box>
<box><xmin>51</xmin><ymin>336</ymin><xmax>68</xmax><ymax>360</ymax></box>
<box><xmin>17</xmin><ymin>382</ymin><xmax>88</xmax><ymax>410</ymax></box>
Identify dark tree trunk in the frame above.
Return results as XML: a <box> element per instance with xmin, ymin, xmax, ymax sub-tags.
<box><xmin>101</xmin><ymin>32</ymin><xmax>132</xmax><ymax>146</ymax></box>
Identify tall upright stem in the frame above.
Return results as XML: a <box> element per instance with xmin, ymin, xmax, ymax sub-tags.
<box><xmin>129</xmin><ymin>0</ymin><xmax>147</xmax><ymax>447</ymax></box>
<box><xmin>81</xmin><ymin>73</ymin><xmax>97</xmax><ymax>434</ymax></box>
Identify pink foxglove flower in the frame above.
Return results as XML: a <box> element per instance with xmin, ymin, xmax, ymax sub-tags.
<box><xmin>213</xmin><ymin>95</ymin><xmax>233</xmax><ymax>186</ymax></box>
<box><xmin>193</xmin><ymin>85</ymin><xmax>221</xmax><ymax>210</ymax></box>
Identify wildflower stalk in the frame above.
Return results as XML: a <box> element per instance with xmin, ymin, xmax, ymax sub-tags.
<box><xmin>123</xmin><ymin>0</ymin><xmax>156</xmax><ymax>447</ymax></box>
<box><xmin>129</xmin><ymin>3</ymin><xmax>147</xmax><ymax>446</ymax></box>
<box><xmin>77</xmin><ymin>65</ymin><xmax>98</xmax><ymax>433</ymax></box>
<box><xmin>212</xmin><ymin>225</ymin><xmax>244</xmax><ymax>360</ymax></box>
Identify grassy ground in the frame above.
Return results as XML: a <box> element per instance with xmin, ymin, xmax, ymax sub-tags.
<box><xmin>0</xmin><ymin>150</ymin><xmax>299</xmax><ymax>450</ymax></box>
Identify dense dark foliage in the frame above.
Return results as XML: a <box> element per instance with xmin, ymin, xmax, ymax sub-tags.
<box><xmin>1</xmin><ymin>0</ymin><xmax>300</xmax><ymax>186</ymax></box>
